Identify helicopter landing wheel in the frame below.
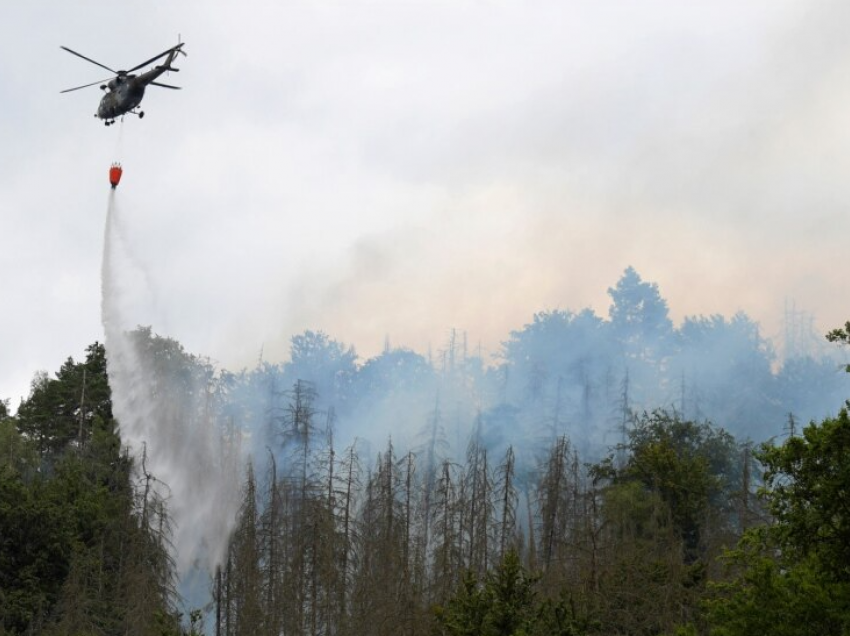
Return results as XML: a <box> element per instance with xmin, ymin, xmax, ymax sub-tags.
<box><xmin>139</xmin><ymin>111</ymin><xmax>144</xmax><ymax>119</ymax></box>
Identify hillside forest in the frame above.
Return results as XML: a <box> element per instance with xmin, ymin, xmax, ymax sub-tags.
<box><xmin>1</xmin><ymin>268</ymin><xmax>849</xmax><ymax>635</ymax></box>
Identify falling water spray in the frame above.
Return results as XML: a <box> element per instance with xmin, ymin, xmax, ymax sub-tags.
<box><xmin>101</xmin><ymin>185</ymin><xmax>243</xmax><ymax>607</ymax></box>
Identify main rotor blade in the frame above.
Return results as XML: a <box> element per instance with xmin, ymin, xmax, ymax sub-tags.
<box><xmin>150</xmin><ymin>81</ymin><xmax>182</xmax><ymax>90</ymax></box>
<box><xmin>60</xmin><ymin>46</ymin><xmax>116</xmax><ymax>74</ymax></box>
<box><xmin>126</xmin><ymin>45</ymin><xmax>181</xmax><ymax>74</ymax></box>
<box><xmin>60</xmin><ymin>77</ymin><xmax>113</xmax><ymax>93</ymax></box>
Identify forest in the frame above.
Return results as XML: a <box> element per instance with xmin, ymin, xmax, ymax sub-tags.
<box><xmin>1</xmin><ymin>268</ymin><xmax>849</xmax><ymax>635</ymax></box>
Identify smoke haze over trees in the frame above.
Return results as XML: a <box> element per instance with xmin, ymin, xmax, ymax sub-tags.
<box><xmin>218</xmin><ymin>266</ymin><xmax>845</xmax><ymax>469</ymax></box>
<box><xmin>2</xmin><ymin>267</ymin><xmax>848</xmax><ymax>635</ymax></box>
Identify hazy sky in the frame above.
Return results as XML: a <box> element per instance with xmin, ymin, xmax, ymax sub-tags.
<box><xmin>2</xmin><ymin>1</ymin><xmax>848</xmax><ymax>408</ymax></box>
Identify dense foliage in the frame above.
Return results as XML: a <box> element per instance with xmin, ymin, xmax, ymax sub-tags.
<box><xmin>705</xmin><ymin>408</ymin><xmax>850</xmax><ymax>635</ymax></box>
<box><xmin>2</xmin><ymin>268</ymin><xmax>847</xmax><ymax>636</ymax></box>
<box><xmin>0</xmin><ymin>345</ymin><xmax>181</xmax><ymax>636</ymax></box>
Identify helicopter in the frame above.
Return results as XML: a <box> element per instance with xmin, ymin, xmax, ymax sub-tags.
<box><xmin>60</xmin><ymin>42</ymin><xmax>187</xmax><ymax>126</ymax></box>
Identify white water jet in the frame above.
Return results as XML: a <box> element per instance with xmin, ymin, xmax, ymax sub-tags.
<box><xmin>101</xmin><ymin>190</ymin><xmax>242</xmax><ymax>592</ymax></box>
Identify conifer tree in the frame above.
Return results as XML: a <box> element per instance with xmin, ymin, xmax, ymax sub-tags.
<box><xmin>494</xmin><ymin>446</ymin><xmax>519</xmax><ymax>560</ymax></box>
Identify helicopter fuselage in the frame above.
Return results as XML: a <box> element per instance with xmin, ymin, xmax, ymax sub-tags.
<box><xmin>61</xmin><ymin>42</ymin><xmax>185</xmax><ymax>125</ymax></box>
<box><xmin>95</xmin><ymin>50</ymin><xmax>180</xmax><ymax>121</ymax></box>
<box><xmin>97</xmin><ymin>78</ymin><xmax>146</xmax><ymax>120</ymax></box>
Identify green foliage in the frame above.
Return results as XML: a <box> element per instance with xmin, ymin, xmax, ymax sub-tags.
<box><xmin>704</xmin><ymin>408</ymin><xmax>850</xmax><ymax>634</ymax></box>
<box><xmin>0</xmin><ymin>343</ymin><xmax>179</xmax><ymax>635</ymax></box>
<box><xmin>607</xmin><ymin>411</ymin><xmax>740</xmax><ymax>560</ymax></box>
<box><xmin>827</xmin><ymin>320</ymin><xmax>850</xmax><ymax>372</ymax></box>
<box><xmin>827</xmin><ymin>321</ymin><xmax>850</xmax><ymax>344</ymax></box>
<box><xmin>608</xmin><ymin>266</ymin><xmax>674</xmax><ymax>344</ymax></box>
<box><xmin>534</xmin><ymin>592</ymin><xmax>600</xmax><ymax>636</ymax></box>
<box><xmin>15</xmin><ymin>343</ymin><xmax>112</xmax><ymax>459</ymax></box>
<box><xmin>0</xmin><ymin>444</ymin><xmax>75</xmax><ymax>632</ymax></box>
<box><xmin>758</xmin><ymin>408</ymin><xmax>850</xmax><ymax>581</ymax></box>
<box><xmin>706</xmin><ymin>531</ymin><xmax>850</xmax><ymax>635</ymax></box>
<box><xmin>434</xmin><ymin>571</ymin><xmax>491</xmax><ymax>636</ymax></box>
<box><xmin>433</xmin><ymin>551</ymin><xmax>593</xmax><ymax>636</ymax></box>
<box><xmin>0</xmin><ymin>412</ymin><xmax>37</xmax><ymax>475</ymax></box>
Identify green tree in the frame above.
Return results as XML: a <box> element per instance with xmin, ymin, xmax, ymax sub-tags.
<box><xmin>707</xmin><ymin>535</ymin><xmax>849</xmax><ymax>636</ymax></box>
<box><xmin>705</xmin><ymin>409</ymin><xmax>850</xmax><ymax>634</ymax></box>
<box><xmin>1</xmin><ymin>343</ymin><xmax>180</xmax><ymax>636</ymax></box>
<box><xmin>434</xmin><ymin>550</ymin><xmax>591</xmax><ymax>636</ymax></box>
<box><xmin>15</xmin><ymin>343</ymin><xmax>112</xmax><ymax>459</ymax></box>
<box><xmin>607</xmin><ymin>267</ymin><xmax>674</xmax><ymax>362</ymax></box>
<box><xmin>758</xmin><ymin>409</ymin><xmax>850</xmax><ymax>581</ymax></box>
<box><xmin>607</xmin><ymin>411</ymin><xmax>740</xmax><ymax>561</ymax></box>
<box><xmin>0</xmin><ymin>464</ymin><xmax>72</xmax><ymax>633</ymax></box>
<box><xmin>827</xmin><ymin>320</ymin><xmax>850</xmax><ymax>372</ymax></box>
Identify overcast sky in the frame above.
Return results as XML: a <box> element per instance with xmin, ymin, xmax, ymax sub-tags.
<box><xmin>2</xmin><ymin>0</ymin><xmax>848</xmax><ymax>408</ymax></box>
